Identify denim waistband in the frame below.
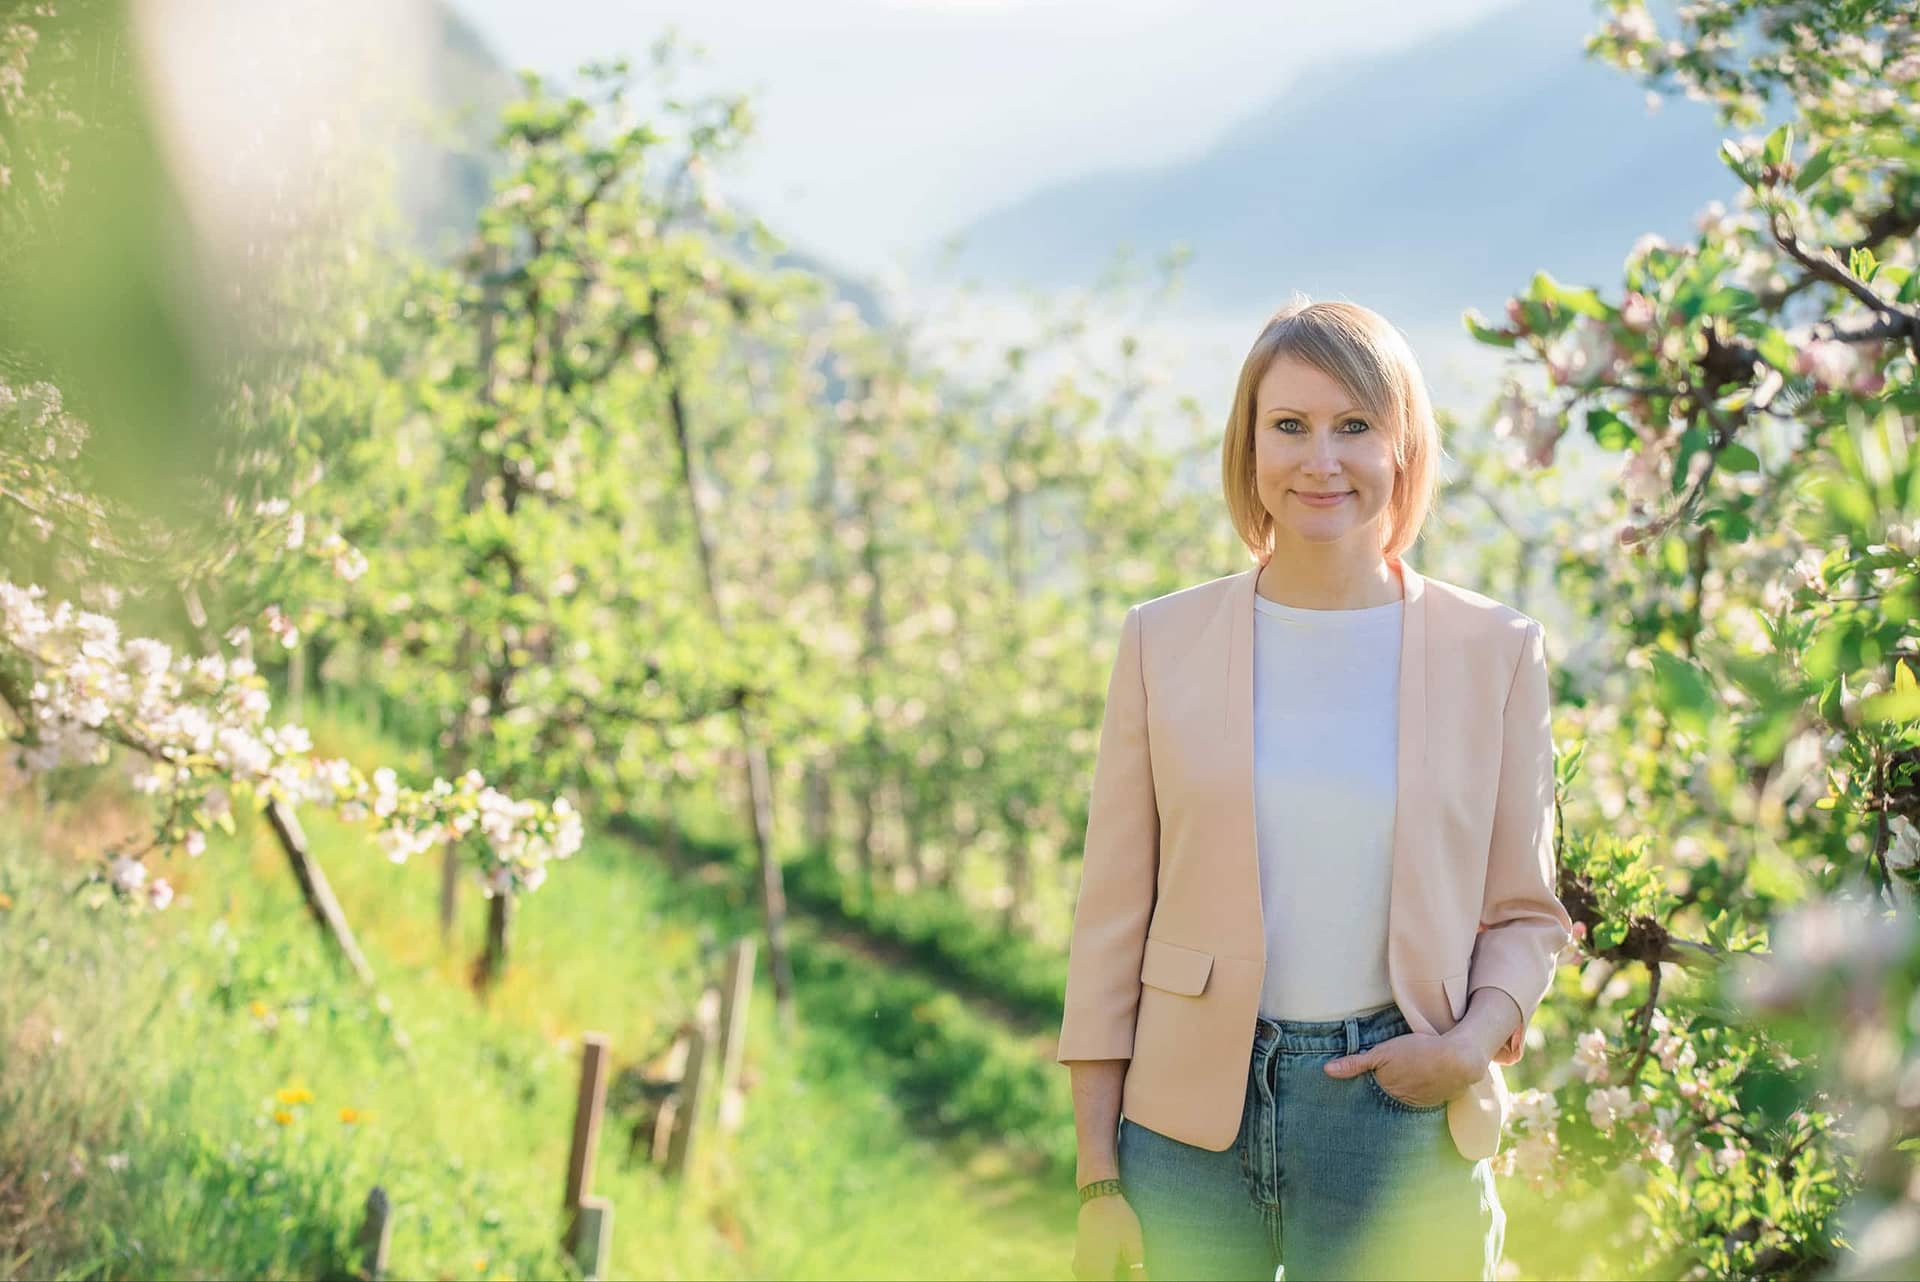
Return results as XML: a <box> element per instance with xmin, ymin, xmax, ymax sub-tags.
<box><xmin>1253</xmin><ymin>1000</ymin><xmax>1409</xmax><ymax>1055</ymax></box>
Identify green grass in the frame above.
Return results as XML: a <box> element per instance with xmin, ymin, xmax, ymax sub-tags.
<box><xmin>0</xmin><ymin>708</ymin><xmax>1079</xmax><ymax>1281</ymax></box>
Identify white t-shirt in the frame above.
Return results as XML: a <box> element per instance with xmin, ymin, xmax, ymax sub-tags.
<box><xmin>1251</xmin><ymin>589</ymin><xmax>1402</xmax><ymax>1022</ymax></box>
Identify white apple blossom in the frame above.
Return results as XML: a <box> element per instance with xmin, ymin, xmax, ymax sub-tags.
<box><xmin>1803</xmin><ymin>339</ymin><xmax>1860</xmax><ymax>390</ymax></box>
<box><xmin>1604</xmin><ymin>5</ymin><xmax>1656</xmax><ymax>44</ymax></box>
<box><xmin>1545</xmin><ymin>316</ymin><xmax>1622</xmax><ymax>388</ymax></box>
<box><xmin>1621</xmin><ymin>439</ymin><xmax>1671</xmax><ymax>507</ymax></box>
<box><xmin>1575</xmin><ymin>1028</ymin><xmax>1612</xmax><ymax>1083</ymax></box>
<box><xmin>1586</xmin><ymin>1084</ymin><xmax>1639</xmax><ymax>1133</ymax></box>
<box><xmin>262</xmin><ymin>605</ymin><xmax>300</xmax><ymax>651</ymax></box>
<box><xmin>1511</xmin><ymin>1087</ymin><xmax>1561</xmax><ymax>1131</ymax></box>
<box><xmin>1887</xmin><ymin>815</ymin><xmax>1920</xmax><ymax>872</ymax></box>
<box><xmin>1509</xmin><ymin>1129</ymin><xmax>1560</xmax><ymax>1181</ymax></box>
<box><xmin>1620</xmin><ymin>291</ymin><xmax>1657</xmax><ymax>332</ymax></box>
<box><xmin>4</xmin><ymin>576</ymin><xmax>577</xmax><ymax>906</ymax></box>
<box><xmin>109</xmin><ymin>855</ymin><xmax>147</xmax><ymax>894</ymax></box>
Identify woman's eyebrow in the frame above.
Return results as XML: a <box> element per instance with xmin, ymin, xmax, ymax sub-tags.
<box><xmin>1261</xmin><ymin>405</ymin><xmax>1365</xmax><ymax>417</ymax></box>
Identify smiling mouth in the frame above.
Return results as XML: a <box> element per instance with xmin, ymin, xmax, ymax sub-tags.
<box><xmin>1296</xmin><ymin>491</ymin><xmax>1353</xmax><ymax>498</ymax></box>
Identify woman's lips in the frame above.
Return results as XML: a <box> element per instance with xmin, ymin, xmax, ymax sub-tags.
<box><xmin>1294</xmin><ymin>491</ymin><xmax>1352</xmax><ymax>507</ymax></box>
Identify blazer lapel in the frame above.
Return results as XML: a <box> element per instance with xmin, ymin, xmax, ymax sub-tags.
<box><xmin>1221</xmin><ymin>558</ymin><xmax>1430</xmax><ymax>994</ymax></box>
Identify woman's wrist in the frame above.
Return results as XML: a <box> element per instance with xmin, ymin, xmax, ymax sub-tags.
<box><xmin>1077</xmin><ymin>1177</ymin><xmax>1124</xmax><ymax>1206</ymax></box>
<box><xmin>1076</xmin><ymin>1160</ymin><xmax>1119</xmax><ymax>1188</ymax></box>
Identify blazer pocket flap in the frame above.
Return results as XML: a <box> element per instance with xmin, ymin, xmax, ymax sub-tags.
<box><xmin>1140</xmin><ymin>937</ymin><xmax>1214</xmax><ymax>996</ymax></box>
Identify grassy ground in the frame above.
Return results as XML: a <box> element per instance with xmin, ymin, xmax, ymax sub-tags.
<box><xmin>0</xmin><ymin>708</ymin><xmax>1078</xmax><ymax>1281</ymax></box>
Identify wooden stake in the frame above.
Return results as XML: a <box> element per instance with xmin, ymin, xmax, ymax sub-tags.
<box><xmin>356</xmin><ymin>1185</ymin><xmax>391</xmax><ymax>1281</ymax></box>
<box><xmin>265</xmin><ymin>798</ymin><xmax>375</xmax><ymax>987</ymax></box>
<box><xmin>480</xmin><ymin>891</ymin><xmax>512</xmax><ymax>990</ymax></box>
<box><xmin>438</xmin><ymin>841</ymin><xmax>459</xmax><ymax>943</ymax></box>
<box><xmin>563</xmin><ymin>1033</ymin><xmax>610</xmax><ymax>1254</ymax></box>
<box><xmin>264</xmin><ymin>799</ymin><xmax>414</xmax><ymax>1062</ymax></box>
<box><xmin>664</xmin><ymin>989</ymin><xmax>719</xmax><ymax>1180</ymax></box>
<box><xmin>647</xmin><ymin>1029</ymin><xmax>691</xmax><ymax>1164</ymax></box>
<box><xmin>572</xmin><ymin>1195</ymin><xmax>613</xmax><ymax>1281</ymax></box>
<box><xmin>715</xmin><ymin>938</ymin><xmax>755</xmax><ymax>1133</ymax></box>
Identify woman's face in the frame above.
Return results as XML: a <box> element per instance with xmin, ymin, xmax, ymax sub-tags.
<box><xmin>1251</xmin><ymin>354</ymin><xmax>1398</xmax><ymax>554</ymax></box>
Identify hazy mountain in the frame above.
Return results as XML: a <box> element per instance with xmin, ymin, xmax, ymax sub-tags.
<box><xmin>929</xmin><ymin>0</ymin><xmax>1770</xmax><ymax>332</ymax></box>
<box><xmin>387</xmin><ymin>2</ymin><xmax>521</xmax><ymax>257</ymax></box>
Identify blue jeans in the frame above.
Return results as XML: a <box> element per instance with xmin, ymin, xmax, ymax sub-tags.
<box><xmin>1116</xmin><ymin>1001</ymin><xmax>1505</xmax><ymax>1281</ymax></box>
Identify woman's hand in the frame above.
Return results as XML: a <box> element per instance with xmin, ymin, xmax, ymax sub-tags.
<box><xmin>1074</xmin><ymin>1192</ymin><xmax>1148</xmax><ymax>1281</ymax></box>
<box><xmin>1322</xmin><ymin>1031</ymin><xmax>1482</xmax><ymax>1109</ymax></box>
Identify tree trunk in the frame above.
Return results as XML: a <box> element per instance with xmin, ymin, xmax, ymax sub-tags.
<box><xmin>650</xmin><ymin>299</ymin><xmax>795</xmax><ymax>1023</ymax></box>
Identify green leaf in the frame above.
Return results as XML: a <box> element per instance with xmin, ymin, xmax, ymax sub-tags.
<box><xmin>1720</xmin><ymin>138</ymin><xmax>1755</xmax><ymax>185</ymax></box>
<box><xmin>1761</xmin><ymin>123</ymin><xmax>1793</xmax><ymax>169</ymax></box>
<box><xmin>1755</xmin><ymin>328</ymin><xmax>1799</xmax><ymax>374</ymax></box>
<box><xmin>1651</xmin><ymin>651</ymin><xmax>1715</xmax><ymax>737</ymax></box>
<box><xmin>1529</xmin><ymin>271</ymin><xmax>1610</xmax><ymax>319</ymax></box>
<box><xmin>1817</xmin><ymin>672</ymin><xmax>1846</xmax><ymax>721</ymax></box>
<box><xmin>1862</xmin><ymin>686</ymin><xmax>1920</xmax><ymax>724</ymax></box>
<box><xmin>1586</xmin><ymin>407</ymin><xmax>1635</xmax><ymax>450</ymax></box>
<box><xmin>1462</xmin><ymin>308</ymin><xmax>1517</xmax><ymax>348</ymax></box>
<box><xmin>1662</xmin><ymin>535</ymin><xmax>1690</xmax><ymax>579</ymax></box>
<box><xmin>1718</xmin><ymin>443</ymin><xmax>1761</xmax><ymax>472</ymax></box>
<box><xmin>1793</xmin><ymin>143</ymin><xmax>1837</xmax><ymax>192</ymax></box>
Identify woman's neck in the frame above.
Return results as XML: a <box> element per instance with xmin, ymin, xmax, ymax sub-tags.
<box><xmin>1255</xmin><ymin>554</ymin><xmax>1401</xmax><ymax>610</ymax></box>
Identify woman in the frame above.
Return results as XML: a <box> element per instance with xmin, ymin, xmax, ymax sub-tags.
<box><xmin>1059</xmin><ymin>298</ymin><xmax>1576</xmax><ymax>1282</ymax></box>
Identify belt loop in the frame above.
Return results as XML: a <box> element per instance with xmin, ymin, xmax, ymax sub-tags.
<box><xmin>1344</xmin><ymin>1015</ymin><xmax>1361</xmax><ymax>1056</ymax></box>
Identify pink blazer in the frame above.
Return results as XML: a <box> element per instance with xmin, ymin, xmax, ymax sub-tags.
<box><xmin>1056</xmin><ymin>557</ymin><xmax>1575</xmax><ymax>1162</ymax></box>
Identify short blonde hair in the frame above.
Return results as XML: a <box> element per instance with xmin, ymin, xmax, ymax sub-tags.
<box><xmin>1221</xmin><ymin>295</ymin><xmax>1444</xmax><ymax>567</ymax></box>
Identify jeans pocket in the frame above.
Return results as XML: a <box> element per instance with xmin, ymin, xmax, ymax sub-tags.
<box><xmin>1364</xmin><ymin>1068</ymin><xmax>1447</xmax><ymax>1114</ymax></box>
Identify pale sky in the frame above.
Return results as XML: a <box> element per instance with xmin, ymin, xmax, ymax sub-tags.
<box><xmin>447</xmin><ymin>0</ymin><xmax>1524</xmax><ymax>282</ymax></box>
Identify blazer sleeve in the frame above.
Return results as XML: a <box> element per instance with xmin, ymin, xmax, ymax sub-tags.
<box><xmin>1468</xmin><ymin>617</ymin><xmax>1577</xmax><ymax>1066</ymax></box>
<box><xmin>1056</xmin><ymin>603</ymin><xmax>1159</xmax><ymax>1064</ymax></box>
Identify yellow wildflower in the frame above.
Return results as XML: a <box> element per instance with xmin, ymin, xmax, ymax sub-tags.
<box><xmin>275</xmin><ymin>1085</ymin><xmax>313</xmax><ymax>1107</ymax></box>
<box><xmin>339</xmin><ymin>1107</ymin><xmax>365</xmax><ymax>1125</ymax></box>
<box><xmin>249</xmin><ymin>1000</ymin><xmax>268</xmax><ymax>1018</ymax></box>
<box><xmin>272</xmin><ymin>1108</ymin><xmax>294</xmax><ymax>1125</ymax></box>
<box><xmin>474</xmin><ymin>1259</ymin><xmax>489</xmax><ymax>1274</ymax></box>
<box><xmin>0</xmin><ymin>891</ymin><xmax>13</xmax><ymax>911</ymax></box>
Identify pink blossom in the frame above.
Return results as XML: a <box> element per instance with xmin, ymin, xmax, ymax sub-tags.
<box><xmin>1575</xmin><ymin>1028</ymin><xmax>1611</xmax><ymax>1083</ymax></box>
<box><xmin>109</xmin><ymin>855</ymin><xmax>147</xmax><ymax>894</ymax></box>
<box><xmin>1620</xmin><ymin>292</ymin><xmax>1657</xmax><ymax>332</ymax></box>
<box><xmin>1795</xmin><ymin>338</ymin><xmax>1860</xmax><ymax>391</ymax></box>
<box><xmin>1585</xmin><ymin>1085</ymin><xmax>1637</xmax><ymax>1133</ymax></box>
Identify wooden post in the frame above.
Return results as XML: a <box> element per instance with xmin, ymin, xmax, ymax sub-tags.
<box><xmin>715</xmin><ymin>938</ymin><xmax>755</xmax><ymax>1134</ymax></box>
<box><xmin>265</xmin><ymin>798</ymin><xmax>376</xmax><ymax>987</ymax></box>
<box><xmin>480</xmin><ymin>892</ymin><xmax>512</xmax><ymax>990</ymax></box>
<box><xmin>572</xmin><ymin>1195</ymin><xmax>613</xmax><ymax>1281</ymax></box>
<box><xmin>356</xmin><ymin>1185</ymin><xmax>391</xmax><ymax>1281</ymax></box>
<box><xmin>438</xmin><ymin>843</ymin><xmax>459</xmax><ymax>943</ymax></box>
<box><xmin>664</xmin><ymin>988</ymin><xmax>719</xmax><ymax>1180</ymax></box>
<box><xmin>648</xmin><ymin>1030</ymin><xmax>691</xmax><ymax>1164</ymax></box>
<box><xmin>264</xmin><ymin>799</ymin><xmax>414</xmax><ymax>1062</ymax></box>
<box><xmin>563</xmin><ymin>1033</ymin><xmax>610</xmax><ymax>1255</ymax></box>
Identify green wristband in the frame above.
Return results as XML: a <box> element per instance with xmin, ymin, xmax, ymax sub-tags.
<box><xmin>1077</xmin><ymin>1177</ymin><xmax>1124</xmax><ymax>1205</ymax></box>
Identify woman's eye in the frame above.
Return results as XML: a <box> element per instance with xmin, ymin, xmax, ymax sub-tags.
<box><xmin>1273</xmin><ymin>418</ymin><xmax>1369</xmax><ymax>432</ymax></box>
